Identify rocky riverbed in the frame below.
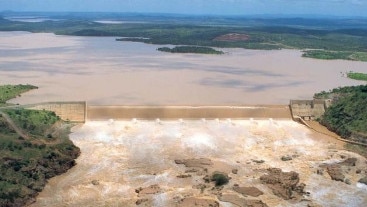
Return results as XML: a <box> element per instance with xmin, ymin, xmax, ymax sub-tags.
<box><xmin>30</xmin><ymin>119</ymin><xmax>367</xmax><ymax>207</ymax></box>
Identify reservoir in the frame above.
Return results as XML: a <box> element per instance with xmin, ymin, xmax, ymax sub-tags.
<box><xmin>1</xmin><ymin>31</ymin><xmax>366</xmax><ymax>105</ymax></box>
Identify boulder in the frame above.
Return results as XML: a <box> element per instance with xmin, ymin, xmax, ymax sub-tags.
<box><xmin>326</xmin><ymin>164</ymin><xmax>345</xmax><ymax>182</ymax></box>
<box><xmin>340</xmin><ymin>158</ymin><xmax>357</xmax><ymax>167</ymax></box>
<box><xmin>233</xmin><ymin>186</ymin><xmax>264</xmax><ymax>197</ymax></box>
<box><xmin>136</xmin><ymin>198</ymin><xmax>148</xmax><ymax>205</ymax></box>
<box><xmin>135</xmin><ymin>184</ymin><xmax>161</xmax><ymax>196</ymax></box>
<box><xmin>260</xmin><ymin>168</ymin><xmax>304</xmax><ymax>200</ymax></box>
<box><xmin>281</xmin><ymin>155</ymin><xmax>293</xmax><ymax>161</ymax></box>
<box><xmin>177</xmin><ymin>174</ymin><xmax>192</xmax><ymax>178</ymax></box>
<box><xmin>358</xmin><ymin>176</ymin><xmax>367</xmax><ymax>185</ymax></box>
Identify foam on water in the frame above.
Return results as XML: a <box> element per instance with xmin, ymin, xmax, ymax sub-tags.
<box><xmin>219</xmin><ymin>202</ymin><xmax>236</xmax><ymax>207</ymax></box>
<box><xmin>182</xmin><ymin>133</ymin><xmax>217</xmax><ymax>151</ymax></box>
<box><xmin>356</xmin><ymin>182</ymin><xmax>367</xmax><ymax>190</ymax></box>
<box><xmin>153</xmin><ymin>193</ymin><xmax>168</xmax><ymax>207</ymax></box>
<box><xmin>307</xmin><ymin>174</ymin><xmax>366</xmax><ymax>207</ymax></box>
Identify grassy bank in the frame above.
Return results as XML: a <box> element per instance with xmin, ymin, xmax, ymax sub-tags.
<box><xmin>0</xmin><ymin>85</ymin><xmax>80</xmax><ymax>206</ymax></box>
<box><xmin>0</xmin><ymin>85</ymin><xmax>38</xmax><ymax>106</ymax></box>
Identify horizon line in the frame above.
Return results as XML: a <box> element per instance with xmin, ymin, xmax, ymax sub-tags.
<box><xmin>1</xmin><ymin>10</ymin><xmax>367</xmax><ymax>19</ymax></box>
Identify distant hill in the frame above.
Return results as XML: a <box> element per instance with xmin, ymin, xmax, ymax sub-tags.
<box><xmin>0</xmin><ymin>12</ymin><xmax>367</xmax><ymax>60</ymax></box>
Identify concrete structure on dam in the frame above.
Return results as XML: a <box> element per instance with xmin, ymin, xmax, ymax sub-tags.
<box><xmin>24</xmin><ymin>102</ymin><xmax>86</xmax><ymax>123</ymax></box>
<box><xmin>290</xmin><ymin>99</ymin><xmax>331</xmax><ymax>120</ymax></box>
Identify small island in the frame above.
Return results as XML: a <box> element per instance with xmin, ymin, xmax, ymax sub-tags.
<box><xmin>157</xmin><ymin>46</ymin><xmax>224</xmax><ymax>55</ymax></box>
<box><xmin>347</xmin><ymin>71</ymin><xmax>367</xmax><ymax>81</ymax></box>
<box><xmin>302</xmin><ymin>50</ymin><xmax>367</xmax><ymax>62</ymax></box>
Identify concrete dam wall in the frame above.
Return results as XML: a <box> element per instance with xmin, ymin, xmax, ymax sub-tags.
<box><xmin>21</xmin><ymin>99</ymin><xmax>331</xmax><ymax>122</ymax></box>
<box><xmin>87</xmin><ymin>105</ymin><xmax>292</xmax><ymax>120</ymax></box>
<box><xmin>25</xmin><ymin>102</ymin><xmax>86</xmax><ymax>123</ymax></box>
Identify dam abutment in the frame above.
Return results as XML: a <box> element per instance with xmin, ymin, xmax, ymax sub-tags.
<box><xmin>24</xmin><ymin>101</ymin><xmax>87</xmax><ymax>123</ymax></box>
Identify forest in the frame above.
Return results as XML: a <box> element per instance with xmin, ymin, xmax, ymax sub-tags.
<box><xmin>315</xmin><ymin>85</ymin><xmax>367</xmax><ymax>143</ymax></box>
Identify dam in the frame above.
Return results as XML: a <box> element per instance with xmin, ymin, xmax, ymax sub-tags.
<box><xmin>22</xmin><ymin>99</ymin><xmax>330</xmax><ymax>122</ymax></box>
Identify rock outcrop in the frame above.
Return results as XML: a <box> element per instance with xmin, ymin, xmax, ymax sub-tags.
<box><xmin>326</xmin><ymin>164</ymin><xmax>345</xmax><ymax>182</ymax></box>
<box><xmin>260</xmin><ymin>168</ymin><xmax>305</xmax><ymax>200</ymax></box>
<box><xmin>175</xmin><ymin>158</ymin><xmax>213</xmax><ymax>168</ymax></box>
<box><xmin>233</xmin><ymin>186</ymin><xmax>264</xmax><ymax>197</ymax></box>
<box><xmin>135</xmin><ymin>184</ymin><xmax>161</xmax><ymax>197</ymax></box>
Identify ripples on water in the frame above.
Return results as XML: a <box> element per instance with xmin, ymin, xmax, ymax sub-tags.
<box><xmin>1</xmin><ymin>32</ymin><xmax>367</xmax><ymax>105</ymax></box>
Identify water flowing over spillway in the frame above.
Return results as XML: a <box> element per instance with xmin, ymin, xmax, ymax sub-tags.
<box><xmin>31</xmin><ymin>119</ymin><xmax>367</xmax><ymax>207</ymax></box>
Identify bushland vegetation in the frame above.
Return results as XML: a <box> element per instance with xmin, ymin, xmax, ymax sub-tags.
<box><xmin>314</xmin><ymin>85</ymin><xmax>367</xmax><ymax>142</ymax></box>
<box><xmin>347</xmin><ymin>72</ymin><xmax>367</xmax><ymax>81</ymax></box>
<box><xmin>0</xmin><ymin>13</ymin><xmax>366</xmax><ymax>60</ymax></box>
<box><xmin>302</xmin><ymin>50</ymin><xmax>367</xmax><ymax>61</ymax></box>
<box><xmin>0</xmin><ymin>85</ymin><xmax>38</xmax><ymax>106</ymax></box>
<box><xmin>0</xmin><ymin>85</ymin><xmax>80</xmax><ymax>206</ymax></box>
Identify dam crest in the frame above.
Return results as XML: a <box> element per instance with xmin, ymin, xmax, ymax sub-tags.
<box><xmin>18</xmin><ymin>99</ymin><xmax>330</xmax><ymax>123</ymax></box>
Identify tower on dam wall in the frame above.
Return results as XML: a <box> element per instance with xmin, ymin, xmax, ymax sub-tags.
<box><xmin>290</xmin><ymin>99</ymin><xmax>331</xmax><ymax>120</ymax></box>
<box><xmin>24</xmin><ymin>102</ymin><xmax>86</xmax><ymax>123</ymax></box>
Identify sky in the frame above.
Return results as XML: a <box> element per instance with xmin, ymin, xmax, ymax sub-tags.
<box><xmin>1</xmin><ymin>0</ymin><xmax>367</xmax><ymax>17</ymax></box>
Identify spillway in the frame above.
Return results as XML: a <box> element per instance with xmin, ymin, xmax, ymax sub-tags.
<box><xmin>86</xmin><ymin>105</ymin><xmax>292</xmax><ymax>121</ymax></box>
<box><xmin>31</xmin><ymin>119</ymin><xmax>367</xmax><ymax>207</ymax></box>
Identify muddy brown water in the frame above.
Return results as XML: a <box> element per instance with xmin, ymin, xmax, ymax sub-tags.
<box><xmin>1</xmin><ymin>31</ymin><xmax>367</xmax><ymax>106</ymax></box>
<box><xmin>30</xmin><ymin>120</ymin><xmax>367</xmax><ymax>207</ymax></box>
